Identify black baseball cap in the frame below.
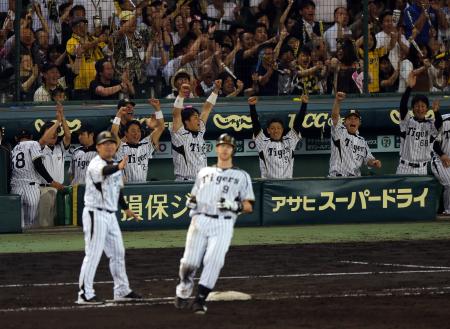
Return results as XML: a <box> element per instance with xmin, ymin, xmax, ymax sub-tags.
<box><xmin>15</xmin><ymin>128</ymin><xmax>32</xmax><ymax>139</ymax></box>
<box><xmin>96</xmin><ymin>131</ymin><xmax>117</xmax><ymax>145</ymax></box>
<box><xmin>77</xmin><ymin>123</ymin><xmax>95</xmax><ymax>134</ymax></box>
<box><xmin>344</xmin><ymin>109</ymin><xmax>361</xmax><ymax>119</ymax></box>
<box><xmin>117</xmin><ymin>98</ymin><xmax>136</xmax><ymax>109</ymax></box>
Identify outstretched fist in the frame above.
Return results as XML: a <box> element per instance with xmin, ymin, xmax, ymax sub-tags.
<box><xmin>213</xmin><ymin>79</ymin><xmax>222</xmax><ymax>91</ymax></box>
<box><xmin>148</xmin><ymin>98</ymin><xmax>161</xmax><ymax>110</ymax></box>
<box><xmin>335</xmin><ymin>92</ymin><xmax>346</xmax><ymax>102</ymax></box>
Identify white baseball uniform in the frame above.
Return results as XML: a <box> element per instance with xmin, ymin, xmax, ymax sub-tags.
<box><xmin>78</xmin><ymin>155</ymin><xmax>132</xmax><ymax>301</ymax></box>
<box><xmin>431</xmin><ymin>114</ymin><xmax>450</xmax><ymax>213</ymax></box>
<box><xmin>170</xmin><ymin>121</ymin><xmax>207</xmax><ymax>181</ymax></box>
<box><xmin>176</xmin><ymin>166</ymin><xmax>255</xmax><ymax>299</ymax></box>
<box><xmin>69</xmin><ymin>145</ymin><xmax>97</xmax><ymax>185</ymax></box>
<box><xmin>10</xmin><ymin>141</ymin><xmax>44</xmax><ymax>228</ymax></box>
<box><xmin>396</xmin><ymin>87</ymin><xmax>441</xmax><ymax>175</ymax></box>
<box><xmin>115</xmin><ymin>135</ymin><xmax>156</xmax><ymax>183</ymax></box>
<box><xmin>329</xmin><ymin>120</ymin><xmax>375</xmax><ymax>177</ymax></box>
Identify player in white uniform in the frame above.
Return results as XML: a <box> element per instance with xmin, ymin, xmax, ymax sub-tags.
<box><xmin>248</xmin><ymin>95</ymin><xmax>307</xmax><ymax>179</ymax></box>
<box><xmin>77</xmin><ymin>131</ymin><xmax>142</xmax><ymax>305</ymax></box>
<box><xmin>10</xmin><ymin>129</ymin><xmax>64</xmax><ymax>229</ymax></box>
<box><xmin>396</xmin><ymin>72</ymin><xmax>442</xmax><ymax>175</ymax></box>
<box><xmin>112</xmin><ymin>99</ymin><xmax>165</xmax><ymax>182</ymax></box>
<box><xmin>69</xmin><ymin>123</ymin><xmax>97</xmax><ymax>185</ymax></box>
<box><xmin>37</xmin><ymin>104</ymin><xmax>71</xmax><ymax>226</ymax></box>
<box><xmin>171</xmin><ymin>80</ymin><xmax>222</xmax><ymax>181</ymax></box>
<box><xmin>329</xmin><ymin>92</ymin><xmax>382</xmax><ymax>177</ymax></box>
<box><xmin>431</xmin><ymin>112</ymin><xmax>450</xmax><ymax>215</ymax></box>
<box><xmin>174</xmin><ymin>133</ymin><xmax>255</xmax><ymax>314</ymax></box>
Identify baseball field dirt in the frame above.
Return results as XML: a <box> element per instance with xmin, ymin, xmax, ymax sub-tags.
<box><xmin>1</xmin><ymin>240</ymin><xmax>450</xmax><ymax>328</ymax></box>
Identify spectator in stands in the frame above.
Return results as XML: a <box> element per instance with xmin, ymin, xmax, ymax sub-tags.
<box><xmin>294</xmin><ymin>0</ymin><xmax>323</xmax><ymax>48</ymax></box>
<box><xmin>404</xmin><ymin>0</ymin><xmax>448</xmax><ymax>47</ymax></box>
<box><xmin>66</xmin><ymin>16</ymin><xmax>104</xmax><ymax>99</ymax></box>
<box><xmin>113</xmin><ymin>10</ymin><xmax>149</xmax><ymax>98</ymax></box>
<box><xmin>350</xmin><ymin>0</ymin><xmax>384</xmax><ymax>38</ymax></box>
<box><xmin>32</xmin><ymin>0</ymin><xmax>61</xmax><ymax>45</ymax></box>
<box><xmin>51</xmin><ymin>86</ymin><xmax>66</xmax><ymax>103</ymax></box>
<box><xmin>356</xmin><ymin>31</ymin><xmax>393</xmax><ymax>93</ymax></box>
<box><xmin>294</xmin><ymin>45</ymin><xmax>326</xmax><ymax>95</ymax></box>
<box><xmin>72</xmin><ymin>0</ymin><xmax>115</xmax><ymax>35</ymax></box>
<box><xmin>60</xmin><ymin>4</ymin><xmax>84</xmax><ymax>49</ymax></box>
<box><xmin>277</xmin><ymin>45</ymin><xmax>296</xmax><ymax>95</ymax></box>
<box><xmin>196</xmin><ymin>63</ymin><xmax>217</xmax><ymax>97</ymax></box>
<box><xmin>398</xmin><ymin>44</ymin><xmax>414</xmax><ymax>92</ymax></box>
<box><xmin>37</xmin><ymin>103</ymin><xmax>70</xmax><ymax>227</ymax></box>
<box><xmin>166</xmin><ymin>69</ymin><xmax>195</xmax><ymax>99</ymax></box>
<box><xmin>376</xmin><ymin>10</ymin><xmax>410</xmax><ymax>70</ymax></box>
<box><xmin>330</xmin><ymin>38</ymin><xmax>361</xmax><ymax>94</ymax></box>
<box><xmin>33</xmin><ymin>63</ymin><xmax>64</xmax><ymax>102</ymax></box>
<box><xmin>429</xmin><ymin>57</ymin><xmax>448</xmax><ymax>91</ymax></box>
<box><xmin>35</xmin><ymin>28</ymin><xmax>50</xmax><ymax>65</ymax></box>
<box><xmin>408</xmin><ymin>43</ymin><xmax>433</xmax><ymax>91</ymax></box>
<box><xmin>171</xmin><ymin>14</ymin><xmax>188</xmax><ymax>46</ymax></box>
<box><xmin>379</xmin><ymin>55</ymin><xmax>400</xmax><ymax>92</ymax></box>
<box><xmin>89</xmin><ymin>58</ymin><xmax>134</xmax><ymax>100</ymax></box>
<box><xmin>256</xmin><ymin>43</ymin><xmax>279</xmax><ymax>95</ymax></box>
<box><xmin>234</xmin><ymin>31</ymin><xmax>258</xmax><ymax>89</ymax></box>
<box><xmin>47</xmin><ymin>44</ymin><xmax>81</xmax><ymax>95</ymax></box>
<box><xmin>324</xmin><ymin>7</ymin><xmax>352</xmax><ymax>55</ymax></box>
<box><xmin>207</xmin><ymin>0</ymin><xmax>240</xmax><ymax>31</ymax></box>
<box><xmin>219</xmin><ymin>72</ymin><xmax>244</xmax><ymax>97</ymax></box>
<box><xmin>257</xmin><ymin>0</ymin><xmax>289</xmax><ymax>35</ymax></box>
<box><xmin>18</xmin><ymin>53</ymin><xmax>39</xmax><ymax>101</ymax></box>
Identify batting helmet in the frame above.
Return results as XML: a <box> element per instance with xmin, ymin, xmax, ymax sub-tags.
<box><xmin>216</xmin><ymin>133</ymin><xmax>236</xmax><ymax>149</ymax></box>
<box><xmin>96</xmin><ymin>131</ymin><xmax>117</xmax><ymax>145</ymax></box>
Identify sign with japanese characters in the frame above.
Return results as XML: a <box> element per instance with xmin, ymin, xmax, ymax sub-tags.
<box><xmin>262</xmin><ymin>176</ymin><xmax>439</xmax><ymax>225</ymax></box>
<box><xmin>73</xmin><ymin>182</ymin><xmax>262</xmax><ymax>230</ymax></box>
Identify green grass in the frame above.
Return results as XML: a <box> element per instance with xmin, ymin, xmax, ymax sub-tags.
<box><xmin>1</xmin><ymin>221</ymin><xmax>450</xmax><ymax>254</ymax></box>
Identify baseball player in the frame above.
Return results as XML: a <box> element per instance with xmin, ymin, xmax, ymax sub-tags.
<box><xmin>112</xmin><ymin>98</ymin><xmax>165</xmax><ymax>182</ymax></box>
<box><xmin>329</xmin><ymin>92</ymin><xmax>382</xmax><ymax>177</ymax></box>
<box><xmin>112</xmin><ymin>98</ymin><xmax>151</xmax><ymax>139</ymax></box>
<box><xmin>171</xmin><ymin>80</ymin><xmax>222</xmax><ymax>181</ymax></box>
<box><xmin>174</xmin><ymin>133</ymin><xmax>255</xmax><ymax>314</ymax></box>
<box><xmin>38</xmin><ymin>103</ymin><xmax>71</xmax><ymax>226</ymax></box>
<box><xmin>248</xmin><ymin>95</ymin><xmax>308</xmax><ymax>179</ymax></box>
<box><xmin>431</xmin><ymin>111</ymin><xmax>450</xmax><ymax>215</ymax></box>
<box><xmin>10</xmin><ymin>128</ymin><xmax>64</xmax><ymax>229</ymax></box>
<box><xmin>77</xmin><ymin>131</ymin><xmax>142</xmax><ymax>305</ymax></box>
<box><xmin>396</xmin><ymin>72</ymin><xmax>442</xmax><ymax>175</ymax></box>
<box><xmin>69</xmin><ymin>123</ymin><xmax>97</xmax><ymax>185</ymax></box>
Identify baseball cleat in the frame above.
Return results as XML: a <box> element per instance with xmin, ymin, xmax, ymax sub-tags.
<box><xmin>191</xmin><ymin>300</ymin><xmax>207</xmax><ymax>314</ymax></box>
<box><xmin>174</xmin><ymin>296</ymin><xmax>189</xmax><ymax>309</ymax></box>
<box><xmin>113</xmin><ymin>291</ymin><xmax>142</xmax><ymax>302</ymax></box>
<box><xmin>76</xmin><ymin>294</ymin><xmax>104</xmax><ymax>305</ymax></box>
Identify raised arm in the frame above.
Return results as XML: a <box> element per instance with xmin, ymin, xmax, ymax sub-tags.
<box><xmin>200</xmin><ymin>79</ymin><xmax>222</xmax><ymax>123</ymax></box>
<box><xmin>400</xmin><ymin>72</ymin><xmax>416</xmax><ymax>120</ymax></box>
<box><xmin>148</xmin><ymin>98</ymin><xmax>165</xmax><ymax>147</ymax></box>
<box><xmin>332</xmin><ymin>92</ymin><xmax>346</xmax><ymax>126</ymax></box>
<box><xmin>248</xmin><ymin>96</ymin><xmax>262</xmax><ymax>136</ymax></box>
<box><xmin>293</xmin><ymin>95</ymin><xmax>308</xmax><ymax>135</ymax></box>
<box><xmin>56</xmin><ymin>103</ymin><xmax>71</xmax><ymax>148</ymax></box>
<box><xmin>172</xmin><ymin>84</ymin><xmax>191</xmax><ymax>133</ymax></box>
<box><xmin>433</xmin><ymin>99</ymin><xmax>442</xmax><ymax>130</ymax></box>
<box><xmin>111</xmin><ymin>107</ymin><xmax>127</xmax><ymax>139</ymax></box>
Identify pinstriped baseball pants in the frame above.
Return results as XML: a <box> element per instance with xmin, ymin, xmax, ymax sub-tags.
<box><xmin>176</xmin><ymin>215</ymin><xmax>234</xmax><ymax>299</ymax></box>
<box><xmin>11</xmin><ymin>183</ymin><xmax>40</xmax><ymax>229</ymax></box>
<box><xmin>431</xmin><ymin>157</ymin><xmax>450</xmax><ymax>213</ymax></box>
<box><xmin>78</xmin><ymin>208</ymin><xmax>132</xmax><ymax>300</ymax></box>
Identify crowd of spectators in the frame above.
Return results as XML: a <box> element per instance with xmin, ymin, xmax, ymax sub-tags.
<box><xmin>0</xmin><ymin>0</ymin><xmax>448</xmax><ymax>102</ymax></box>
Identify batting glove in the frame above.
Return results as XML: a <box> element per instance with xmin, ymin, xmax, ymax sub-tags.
<box><xmin>186</xmin><ymin>195</ymin><xmax>197</xmax><ymax>210</ymax></box>
<box><xmin>217</xmin><ymin>198</ymin><xmax>243</xmax><ymax>213</ymax></box>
